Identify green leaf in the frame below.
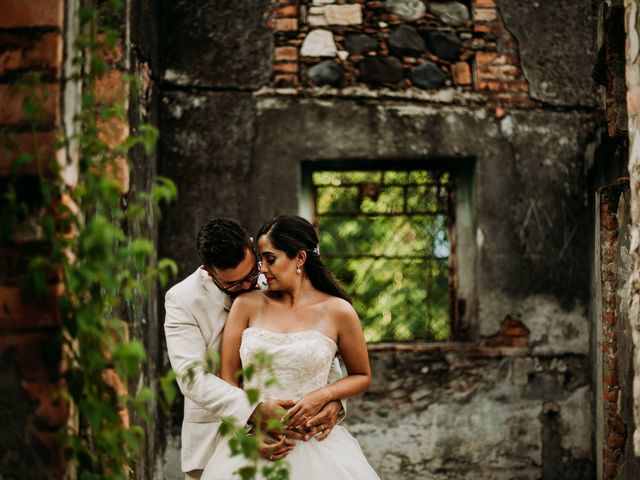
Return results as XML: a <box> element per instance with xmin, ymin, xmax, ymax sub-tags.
<box><xmin>237</xmin><ymin>466</ymin><xmax>257</xmax><ymax>480</ymax></box>
<box><xmin>152</xmin><ymin>176</ymin><xmax>178</xmax><ymax>205</ymax></box>
<box><xmin>112</xmin><ymin>340</ymin><xmax>147</xmax><ymax>378</ymax></box>
<box><xmin>78</xmin><ymin>4</ymin><xmax>95</xmax><ymax>23</ymax></box>
<box><xmin>245</xmin><ymin>388</ymin><xmax>259</xmax><ymax>406</ymax></box>
<box><xmin>159</xmin><ymin>370</ymin><xmax>177</xmax><ymax>407</ymax></box>
<box><xmin>138</xmin><ymin>124</ymin><xmax>159</xmax><ymax>155</ymax></box>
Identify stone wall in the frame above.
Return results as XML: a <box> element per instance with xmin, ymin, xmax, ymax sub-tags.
<box><xmin>157</xmin><ymin>1</ymin><xmax>601</xmax><ymax>478</ymax></box>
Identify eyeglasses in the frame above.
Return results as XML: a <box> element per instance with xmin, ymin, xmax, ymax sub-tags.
<box><xmin>209</xmin><ymin>253</ymin><xmax>262</xmax><ymax>294</ymax></box>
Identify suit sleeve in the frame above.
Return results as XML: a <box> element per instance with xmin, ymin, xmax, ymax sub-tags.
<box><xmin>328</xmin><ymin>356</ymin><xmax>348</xmax><ymax>422</ymax></box>
<box><xmin>164</xmin><ymin>289</ymin><xmax>254</xmax><ymax>425</ymax></box>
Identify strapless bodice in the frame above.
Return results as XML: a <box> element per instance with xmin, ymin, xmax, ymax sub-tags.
<box><xmin>240</xmin><ymin>327</ymin><xmax>338</xmax><ymax>401</ymax></box>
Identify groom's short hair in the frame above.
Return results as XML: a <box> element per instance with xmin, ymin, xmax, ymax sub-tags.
<box><xmin>196</xmin><ymin>218</ymin><xmax>252</xmax><ymax>270</ymax></box>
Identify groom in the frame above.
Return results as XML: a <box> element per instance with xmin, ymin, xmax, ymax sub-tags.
<box><xmin>164</xmin><ymin>218</ymin><xmax>344</xmax><ymax>480</ymax></box>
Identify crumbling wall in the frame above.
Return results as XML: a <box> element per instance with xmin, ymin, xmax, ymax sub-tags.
<box><xmin>158</xmin><ymin>1</ymin><xmax>600</xmax><ymax>478</ymax></box>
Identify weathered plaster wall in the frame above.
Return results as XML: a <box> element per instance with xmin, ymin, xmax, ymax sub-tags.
<box><xmin>157</xmin><ymin>1</ymin><xmax>600</xmax><ymax>478</ymax></box>
<box><xmin>625</xmin><ymin>0</ymin><xmax>640</xmax><ymax>462</ymax></box>
<box><xmin>349</xmin><ymin>348</ymin><xmax>591</xmax><ymax>480</ymax></box>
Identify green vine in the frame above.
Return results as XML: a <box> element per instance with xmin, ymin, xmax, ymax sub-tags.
<box><xmin>3</xmin><ymin>2</ymin><xmax>292</xmax><ymax>479</ymax></box>
<box><xmin>2</xmin><ymin>1</ymin><xmax>176</xmax><ymax>478</ymax></box>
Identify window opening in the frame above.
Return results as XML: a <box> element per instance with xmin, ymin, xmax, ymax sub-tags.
<box><xmin>311</xmin><ymin>169</ymin><xmax>455</xmax><ymax>342</ymax></box>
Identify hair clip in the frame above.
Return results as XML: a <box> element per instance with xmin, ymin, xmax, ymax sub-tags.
<box><xmin>312</xmin><ymin>245</ymin><xmax>320</xmax><ymax>256</ymax></box>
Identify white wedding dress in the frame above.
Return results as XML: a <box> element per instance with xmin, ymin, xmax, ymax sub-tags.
<box><xmin>201</xmin><ymin>327</ymin><xmax>379</xmax><ymax>480</ymax></box>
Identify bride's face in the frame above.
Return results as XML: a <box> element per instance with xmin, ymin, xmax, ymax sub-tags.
<box><xmin>258</xmin><ymin>235</ymin><xmax>298</xmax><ymax>290</ymax></box>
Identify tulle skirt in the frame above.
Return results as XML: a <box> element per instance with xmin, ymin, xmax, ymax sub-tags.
<box><xmin>202</xmin><ymin>425</ymin><xmax>379</xmax><ymax>480</ymax></box>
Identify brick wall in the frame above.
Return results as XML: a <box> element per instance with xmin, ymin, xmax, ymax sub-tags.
<box><xmin>0</xmin><ymin>1</ymin><xmax>68</xmax><ymax>477</ymax></box>
<box><xmin>0</xmin><ymin>0</ymin><xmax>133</xmax><ymax>477</ymax></box>
<box><xmin>625</xmin><ymin>0</ymin><xmax>640</xmax><ymax>464</ymax></box>
<box><xmin>269</xmin><ymin>0</ymin><xmax>535</xmax><ymax>112</ymax></box>
<box><xmin>599</xmin><ymin>183</ymin><xmax>634</xmax><ymax>479</ymax></box>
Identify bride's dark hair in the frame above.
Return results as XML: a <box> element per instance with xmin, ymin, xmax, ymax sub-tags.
<box><xmin>257</xmin><ymin>215</ymin><xmax>351</xmax><ymax>303</ymax></box>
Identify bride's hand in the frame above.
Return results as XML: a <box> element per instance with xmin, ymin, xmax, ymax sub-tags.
<box><xmin>287</xmin><ymin>388</ymin><xmax>331</xmax><ymax>429</ymax></box>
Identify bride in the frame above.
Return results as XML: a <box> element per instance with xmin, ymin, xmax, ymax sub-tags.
<box><xmin>202</xmin><ymin>215</ymin><xmax>379</xmax><ymax>479</ymax></box>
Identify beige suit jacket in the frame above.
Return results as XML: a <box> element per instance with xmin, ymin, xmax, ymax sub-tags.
<box><xmin>164</xmin><ymin>267</ymin><xmax>345</xmax><ymax>473</ymax></box>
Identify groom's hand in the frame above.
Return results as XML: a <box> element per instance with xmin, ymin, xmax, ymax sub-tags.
<box><xmin>304</xmin><ymin>400</ymin><xmax>342</xmax><ymax>441</ymax></box>
<box><xmin>258</xmin><ymin>434</ymin><xmax>295</xmax><ymax>462</ymax></box>
<box><xmin>251</xmin><ymin>398</ymin><xmax>296</xmax><ymax>433</ymax></box>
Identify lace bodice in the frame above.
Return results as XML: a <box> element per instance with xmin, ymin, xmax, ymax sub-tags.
<box><xmin>240</xmin><ymin>327</ymin><xmax>338</xmax><ymax>401</ymax></box>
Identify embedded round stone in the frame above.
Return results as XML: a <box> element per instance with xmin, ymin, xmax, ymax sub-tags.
<box><xmin>425</xmin><ymin>31</ymin><xmax>462</xmax><ymax>62</ymax></box>
<box><xmin>410</xmin><ymin>61</ymin><xmax>447</xmax><ymax>88</ymax></box>
<box><xmin>359</xmin><ymin>56</ymin><xmax>404</xmax><ymax>85</ymax></box>
<box><xmin>388</xmin><ymin>25</ymin><xmax>426</xmax><ymax>57</ymax></box>
<box><xmin>344</xmin><ymin>33</ymin><xmax>379</xmax><ymax>55</ymax></box>
<box><xmin>429</xmin><ymin>1</ymin><xmax>470</xmax><ymax>27</ymax></box>
<box><xmin>309</xmin><ymin>60</ymin><xmax>344</xmax><ymax>86</ymax></box>
<box><xmin>385</xmin><ymin>0</ymin><xmax>426</xmax><ymax>22</ymax></box>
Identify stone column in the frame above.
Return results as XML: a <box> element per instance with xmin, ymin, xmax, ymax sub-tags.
<box><xmin>625</xmin><ymin>0</ymin><xmax>640</xmax><ymax>457</ymax></box>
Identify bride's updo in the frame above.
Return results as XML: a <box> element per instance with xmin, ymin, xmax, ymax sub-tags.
<box><xmin>257</xmin><ymin>215</ymin><xmax>351</xmax><ymax>303</ymax></box>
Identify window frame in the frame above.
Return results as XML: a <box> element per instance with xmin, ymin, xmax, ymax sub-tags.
<box><xmin>300</xmin><ymin>160</ymin><xmax>476</xmax><ymax>343</ymax></box>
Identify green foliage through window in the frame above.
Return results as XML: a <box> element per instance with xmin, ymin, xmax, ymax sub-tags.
<box><xmin>312</xmin><ymin>170</ymin><xmax>453</xmax><ymax>342</ymax></box>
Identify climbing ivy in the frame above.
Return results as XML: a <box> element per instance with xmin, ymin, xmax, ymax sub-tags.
<box><xmin>2</xmin><ymin>1</ymin><xmax>176</xmax><ymax>478</ymax></box>
<box><xmin>2</xmin><ymin>1</ymin><xmax>293</xmax><ymax>478</ymax></box>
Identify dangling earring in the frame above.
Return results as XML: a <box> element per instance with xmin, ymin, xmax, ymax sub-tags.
<box><xmin>296</xmin><ymin>265</ymin><xmax>301</xmax><ymax>274</ymax></box>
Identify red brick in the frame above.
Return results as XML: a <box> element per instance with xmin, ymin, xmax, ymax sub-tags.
<box><xmin>276</xmin><ymin>4</ymin><xmax>298</xmax><ymax>17</ymax></box>
<box><xmin>0</xmin><ymin>83</ymin><xmax>59</xmax><ymax>127</ymax></box>
<box><xmin>275</xmin><ymin>46</ymin><xmax>298</xmax><ymax>61</ymax></box>
<box><xmin>0</xmin><ymin>284</ymin><xmax>63</xmax><ymax>329</ymax></box>
<box><xmin>0</xmin><ymin>32</ymin><xmax>63</xmax><ymax>79</ymax></box>
<box><xmin>475</xmin><ymin>51</ymin><xmax>518</xmax><ymax>66</ymax></box>
<box><xmin>501</xmin><ymin>325</ymin><xmax>529</xmax><ymax>338</ymax></box>
<box><xmin>478</xmin><ymin>65</ymin><xmax>522</xmax><ymax>81</ymax></box>
<box><xmin>274</xmin><ymin>73</ymin><xmax>299</xmax><ymax>87</ymax></box>
<box><xmin>475</xmin><ymin>0</ymin><xmax>496</xmax><ymax>6</ymax></box>
<box><xmin>0</xmin><ymin>131</ymin><xmax>58</xmax><ymax>176</ymax></box>
<box><xmin>101</xmin><ymin>152</ymin><xmax>130</xmax><ymax>195</ymax></box>
<box><xmin>601</xmin><ymin>213</ymin><xmax>619</xmax><ymax>230</ymax></box>
<box><xmin>94</xmin><ymin>70</ymin><xmax>127</xmax><ymax>106</ymax></box>
<box><xmin>21</xmin><ymin>380</ymin><xmax>69</xmax><ymax>428</ymax></box>
<box><xmin>603</xmin><ymin>447</ymin><xmax>621</xmax><ymax>462</ymax></box>
<box><xmin>274</xmin><ymin>62</ymin><xmax>299</xmax><ymax>74</ymax></box>
<box><xmin>97</xmin><ymin>115</ymin><xmax>129</xmax><ymax>149</ymax></box>
<box><xmin>274</xmin><ymin>18</ymin><xmax>298</xmax><ymax>31</ymax></box>
<box><xmin>608</xmin><ymin>416</ymin><xmax>626</xmax><ymax>434</ymax></box>
<box><xmin>97</xmin><ymin>33</ymin><xmax>124</xmax><ymax>65</ymax></box>
<box><xmin>0</xmin><ymin>0</ymin><xmax>64</xmax><ymax>28</ymax></box>
<box><xmin>0</xmin><ymin>332</ymin><xmax>63</xmax><ymax>382</ymax></box>
<box><xmin>606</xmin><ymin>433</ymin><xmax>625</xmax><ymax>449</ymax></box>
<box><xmin>474</xmin><ymin>23</ymin><xmax>492</xmax><ymax>33</ymax></box>
<box><xmin>102</xmin><ymin>368</ymin><xmax>130</xmax><ymax>427</ymax></box>
<box><xmin>603</xmin><ymin>371</ymin><xmax>619</xmax><ymax>386</ymax></box>
<box><xmin>477</xmin><ymin>80</ymin><xmax>528</xmax><ymax>92</ymax></box>
<box><xmin>604</xmin><ymin>387</ymin><xmax>618</xmax><ymax>402</ymax></box>
<box><xmin>602</xmin><ymin>313</ymin><xmax>616</xmax><ymax>326</ymax></box>
<box><xmin>603</xmin><ymin>461</ymin><xmax>618</xmax><ymax>478</ymax></box>
<box><xmin>475</xmin><ymin>7</ymin><xmax>498</xmax><ymax>22</ymax></box>
<box><xmin>452</xmin><ymin>62</ymin><xmax>472</xmax><ymax>85</ymax></box>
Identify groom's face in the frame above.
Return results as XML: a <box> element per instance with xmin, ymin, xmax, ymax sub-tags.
<box><xmin>207</xmin><ymin>247</ymin><xmax>260</xmax><ymax>296</ymax></box>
